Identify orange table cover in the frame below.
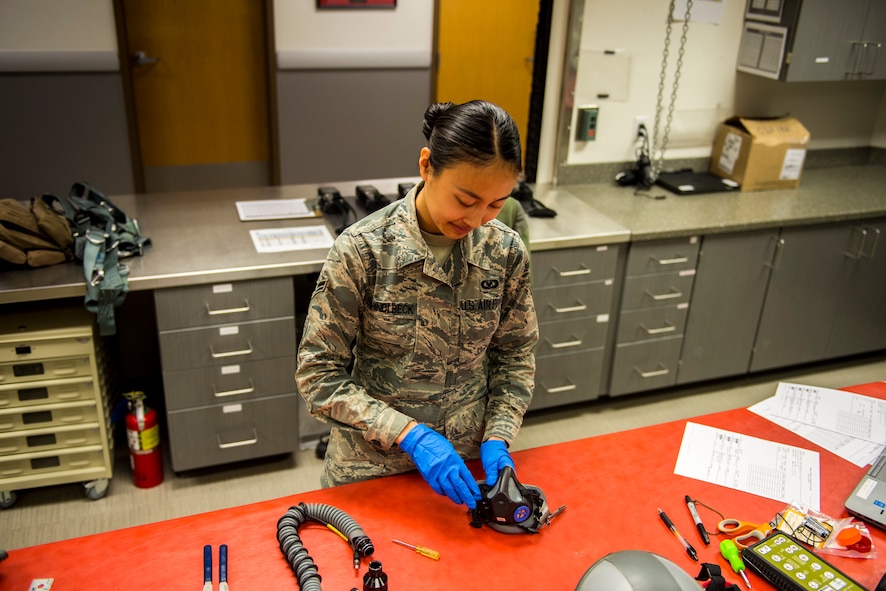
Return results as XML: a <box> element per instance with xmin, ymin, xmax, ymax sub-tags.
<box><xmin>2</xmin><ymin>382</ymin><xmax>884</xmax><ymax>590</ymax></box>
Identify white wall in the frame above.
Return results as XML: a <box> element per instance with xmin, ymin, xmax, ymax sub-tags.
<box><xmin>565</xmin><ymin>0</ymin><xmax>744</xmax><ymax>167</ymax></box>
<box><xmin>562</xmin><ymin>0</ymin><xmax>886</xmax><ymax>170</ymax></box>
<box><xmin>273</xmin><ymin>1</ymin><xmax>433</xmax><ymax>69</ymax></box>
<box><xmin>0</xmin><ymin>0</ymin><xmax>118</xmax><ymax>71</ymax></box>
<box><xmin>0</xmin><ymin>0</ymin><xmax>116</xmax><ymax>50</ymax></box>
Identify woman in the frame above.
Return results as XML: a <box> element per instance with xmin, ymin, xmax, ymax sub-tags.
<box><xmin>296</xmin><ymin>100</ymin><xmax>537</xmax><ymax>508</ymax></box>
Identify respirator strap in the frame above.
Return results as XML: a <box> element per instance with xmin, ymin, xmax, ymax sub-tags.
<box><xmin>695</xmin><ymin>563</ymin><xmax>741</xmax><ymax>591</ymax></box>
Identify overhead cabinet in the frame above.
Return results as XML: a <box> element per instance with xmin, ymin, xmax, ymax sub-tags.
<box><xmin>738</xmin><ymin>0</ymin><xmax>886</xmax><ymax>81</ymax></box>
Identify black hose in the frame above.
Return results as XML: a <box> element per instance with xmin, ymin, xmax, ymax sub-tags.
<box><xmin>277</xmin><ymin>502</ymin><xmax>374</xmax><ymax>591</ymax></box>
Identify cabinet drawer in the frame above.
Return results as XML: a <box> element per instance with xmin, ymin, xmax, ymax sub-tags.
<box><xmin>0</xmin><ymin>425</ymin><xmax>104</xmax><ymax>456</ymax></box>
<box><xmin>166</xmin><ymin>393</ymin><xmax>300</xmax><ymax>472</ymax></box>
<box><xmin>620</xmin><ymin>273</ymin><xmax>695</xmax><ymax>310</ymax></box>
<box><xmin>530</xmin><ymin>349</ymin><xmax>605</xmax><ymax>410</ymax></box>
<box><xmin>155</xmin><ymin>277</ymin><xmax>295</xmax><ymax>330</ymax></box>
<box><xmin>609</xmin><ymin>336</ymin><xmax>682</xmax><ymax>396</ymax></box>
<box><xmin>158</xmin><ymin>318</ymin><xmax>296</xmax><ymax>372</ymax></box>
<box><xmin>0</xmin><ymin>334</ymin><xmax>93</xmax><ymax>364</ymax></box>
<box><xmin>163</xmin><ymin>357</ymin><xmax>297</xmax><ymax>410</ymax></box>
<box><xmin>626</xmin><ymin>238</ymin><xmax>699</xmax><ymax>275</ymax></box>
<box><xmin>534</xmin><ymin>281</ymin><xmax>614</xmax><ymax>323</ymax></box>
<box><xmin>0</xmin><ymin>445</ymin><xmax>107</xmax><ymax>479</ymax></box>
<box><xmin>0</xmin><ymin>376</ymin><xmax>97</xmax><ymax>409</ymax></box>
<box><xmin>532</xmin><ymin>246</ymin><xmax>618</xmax><ymax>288</ymax></box>
<box><xmin>536</xmin><ymin>317</ymin><xmax>609</xmax><ymax>357</ymax></box>
<box><xmin>616</xmin><ymin>305</ymin><xmax>688</xmax><ymax>343</ymax></box>
<box><xmin>0</xmin><ymin>356</ymin><xmax>94</xmax><ymax>386</ymax></box>
<box><xmin>0</xmin><ymin>401</ymin><xmax>100</xmax><ymax>432</ymax></box>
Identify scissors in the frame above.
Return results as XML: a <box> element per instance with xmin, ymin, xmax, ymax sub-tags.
<box><xmin>718</xmin><ymin>518</ymin><xmax>771</xmax><ymax>549</ymax></box>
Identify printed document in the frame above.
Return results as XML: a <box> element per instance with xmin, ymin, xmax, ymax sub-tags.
<box><xmin>674</xmin><ymin>422</ymin><xmax>820</xmax><ymax>509</ymax></box>
<box><xmin>249</xmin><ymin>226</ymin><xmax>334</xmax><ymax>253</ymax></box>
<box><xmin>748</xmin><ymin>382</ymin><xmax>886</xmax><ymax>467</ymax></box>
<box><xmin>236</xmin><ymin>199</ymin><xmax>316</xmax><ymax>221</ymax></box>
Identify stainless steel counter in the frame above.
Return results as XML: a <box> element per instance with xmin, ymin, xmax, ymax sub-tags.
<box><xmin>2</xmin><ymin>165</ymin><xmax>884</xmax><ymax>304</ymax></box>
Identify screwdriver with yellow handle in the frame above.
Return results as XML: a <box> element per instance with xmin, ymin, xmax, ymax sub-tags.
<box><xmin>720</xmin><ymin>539</ymin><xmax>751</xmax><ymax>589</ymax></box>
<box><xmin>392</xmin><ymin>539</ymin><xmax>440</xmax><ymax>560</ymax></box>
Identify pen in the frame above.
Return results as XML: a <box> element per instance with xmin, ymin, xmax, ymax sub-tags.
<box><xmin>658</xmin><ymin>508</ymin><xmax>698</xmax><ymax>561</ymax></box>
<box><xmin>685</xmin><ymin>495</ymin><xmax>710</xmax><ymax>545</ymax></box>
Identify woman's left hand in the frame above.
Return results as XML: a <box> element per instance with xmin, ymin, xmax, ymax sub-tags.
<box><xmin>480</xmin><ymin>439</ymin><xmax>515</xmax><ymax>486</ymax></box>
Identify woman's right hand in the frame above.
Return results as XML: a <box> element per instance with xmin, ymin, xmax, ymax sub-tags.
<box><xmin>398</xmin><ymin>423</ymin><xmax>481</xmax><ymax>508</ymax></box>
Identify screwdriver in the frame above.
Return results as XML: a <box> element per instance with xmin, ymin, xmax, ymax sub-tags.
<box><xmin>720</xmin><ymin>539</ymin><xmax>751</xmax><ymax>589</ymax></box>
<box><xmin>392</xmin><ymin>539</ymin><xmax>440</xmax><ymax>560</ymax></box>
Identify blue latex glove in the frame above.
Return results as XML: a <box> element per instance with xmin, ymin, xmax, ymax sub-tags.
<box><xmin>481</xmin><ymin>439</ymin><xmax>515</xmax><ymax>486</ymax></box>
<box><xmin>399</xmin><ymin>424</ymin><xmax>481</xmax><ymax>508</ymax></box>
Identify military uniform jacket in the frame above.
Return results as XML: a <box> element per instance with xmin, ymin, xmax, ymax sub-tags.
<box><xmin>296</xmin><ymin>183</ymin><xmax>538</xmax><ymax>486</ymax></box>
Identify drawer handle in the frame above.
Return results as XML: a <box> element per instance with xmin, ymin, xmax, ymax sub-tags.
<box><xmin>641</xmin><ymin>322</ymin><xmax>676</xmax><ymax>335</ymax></box>
<box><xmin>213</xmin><ymin>380</ymin><xmax>256</xmax><ymax>398</ymax></box>
<box><xmin>551</xmin><ymin>265</ymin><xmax>591</xmax><ymax>277</ymax></box>
<box><xmin>206</xmin><ymin>299</ymin><xmax>251</xmax><ymax>316</ymax></box>
<box><xmin>210</xmin><ymin>341</ymin><xmax>254</xmax><ymax>359</ymax></box>
<box><xmin>634</xmin><ymin>365</ymin><xmax>669</xmax><ymax>379</ymax></box>
<box><xmin>545</xmin><ymin>337</ymin><xmax>583</xmax><ymax>349</ymax></box>
<box><xmin>651</xmin><ymin>256</ymin><xmax>689</xmax><ymax>266</ymax></box>
<box><xmin>218</xmin><ymin>429</ymin><xmax>258</xmax><ymax>449</ymax></box>
<box><xmin>646</xmin><ymin>289</ymin><xmax>682</xmax><ymax>301</ymax></box>
<box><xmin>543</xmin><ymin>380</ymin><xmax>577</xmax><ymax>394</ymax></box>
<box><xmin>549</xmin><ymin>300</ymin><xmax>588</xmax><ymax>314</ymax></box>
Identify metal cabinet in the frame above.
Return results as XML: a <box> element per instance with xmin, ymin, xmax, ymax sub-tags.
<box><xmin>529</xmin><ymin>244</ymin><xmax>620</xmax><ymax>410</ymax></box>
<box><xmin>677</xmin><ymin>230</ymin><xmax>776</xmax><ymax>385</ymax></box>
<box><xmin>609</xmin><ymin>237</ymin><xmax>699</xmax><ymax>396</ymax></box>
<box><xmin>155</xmin><ymin>277</ymin><xmax>299</xmax><ymax>472</ymax></box>
<box><xmin>826</xmin><ymin>217</ymin><xmax>886</xmax><ymax>357</ymax></box>
<box><xmin>749</xmin><ymin>220</ymin><xmax>886</xmax><ymax>372</ymax></box>
<box><xmin>738</xmin><ymin>0</ymin><xmax>886</xmax><ymax>82</ymax></box>
<box><xmin>0</xmin><ymin>307</ymin><xmax>113</xmax><ymax>506</ymax></box>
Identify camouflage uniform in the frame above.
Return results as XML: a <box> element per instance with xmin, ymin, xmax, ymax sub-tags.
<box><xmin>296</xmin><ymin>182</ymin><xmax>538</xmax><ymax>487</ymax></box>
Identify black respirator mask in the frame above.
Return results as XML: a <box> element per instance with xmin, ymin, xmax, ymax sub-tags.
<box><xmin>469</xmin><ymin>466</ymin><xmax>565</xmax><ymax>534</ymax></box>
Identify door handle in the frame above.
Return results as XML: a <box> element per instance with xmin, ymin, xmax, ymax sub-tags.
<box><xmin>131</xmin><ymin>51</ymin><xmax>159</xmax><ymax>66</ymax></box>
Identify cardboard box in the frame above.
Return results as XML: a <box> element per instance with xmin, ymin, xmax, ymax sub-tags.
<box><xmin>709</xmin><ymin>116</ymin><xmax>810</xmax><ymax>191</ymax></box>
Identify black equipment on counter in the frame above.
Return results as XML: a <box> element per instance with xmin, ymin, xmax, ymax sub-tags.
<box><xmin>512</xmin><ymin>182</ymin><xmax>556</xmax><ymax>218</ymax></box>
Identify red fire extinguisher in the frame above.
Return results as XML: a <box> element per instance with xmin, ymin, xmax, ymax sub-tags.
<box><xmin>124</xmin><ymin>391</ymin><xmax>164</xmax><ymax>488</ymax></box>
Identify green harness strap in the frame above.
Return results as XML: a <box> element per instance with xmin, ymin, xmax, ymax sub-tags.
<box><xmin>43</xmin><ymin>183</ymin><xmax>150</xmax><ymax>336</ymax></box>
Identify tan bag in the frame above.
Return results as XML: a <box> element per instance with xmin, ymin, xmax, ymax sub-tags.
<box><xmin>0</xmin><ymin>198</ymin><xmax>73</xmax><ymax>268</ymax></box>
<box><xmin>31</xmin><ymin>197</ymin><xmax>74</xmax><ymax>251</ymax></box>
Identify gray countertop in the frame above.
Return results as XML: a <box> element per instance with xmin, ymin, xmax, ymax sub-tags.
<box><xmin>555</xmin><ymin>165</ymin><xmax>886</xmax><ymax>241</ymax></box>
<box><xmin>2</xmin><ymin>165</ymin><xmax>884</xmax><ymax>304</ymax></box>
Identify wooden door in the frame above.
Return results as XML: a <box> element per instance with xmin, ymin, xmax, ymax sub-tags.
<box><xmin>120</xmin><ymin>0</ymin><xmax>271</xmax><ymax>192</ymax></box>
<box><xmin>435</xmin><ymin>0</ymin><xmax>539</xmax><ymax>163</ymax></box>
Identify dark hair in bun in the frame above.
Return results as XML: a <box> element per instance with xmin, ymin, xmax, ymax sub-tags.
<box><xmin>421</xmin><ymin>100</ymin><xmax>522</xmax><ymax>176</ymax></box>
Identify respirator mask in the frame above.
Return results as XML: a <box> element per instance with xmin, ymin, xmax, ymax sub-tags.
<box><xmin>469</xmin><ymin>466</ymin><xmax>565</xmax><ymax>534</ymax></box>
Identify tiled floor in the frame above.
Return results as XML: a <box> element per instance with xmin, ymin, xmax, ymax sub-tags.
<box><xmin>3</xmin><ymin>352</ymin><xmax>885</xmax><ymax>551</ymax></box>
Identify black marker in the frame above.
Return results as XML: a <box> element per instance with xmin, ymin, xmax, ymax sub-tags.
<box><xmin>685</xmin><ymin>495</ymin><xmax>710</xmax><ymax>545</ymax></box>
<box><xmin>658</xmin><ymin>507</ymin><xmax>698</xmax><ymax>561</ymax></box>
